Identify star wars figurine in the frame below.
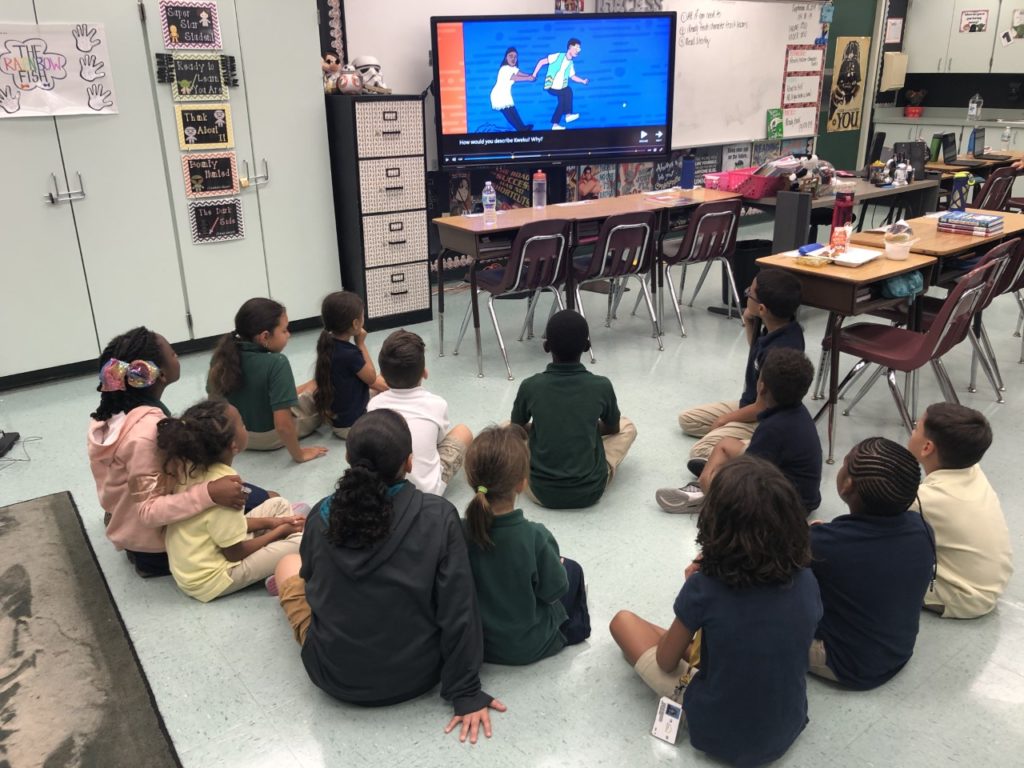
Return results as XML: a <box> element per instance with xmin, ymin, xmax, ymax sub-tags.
<box><xmin>351</xmin><ymin>55</ymin><xmax>391</xmax><ymax>94</ymax></box>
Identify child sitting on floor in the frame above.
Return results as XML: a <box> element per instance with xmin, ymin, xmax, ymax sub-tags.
<box><xmin>808</xmin><ymin>437</ymin><xmax>935</xmax><ymax>688</ymax></box>
<box><xmin>908</xmin><ymin>403</ymin><xmax>1011</xmax><ymax>619</ymax></box>
<box><xmin>463</xmin><ymin>424</ymin><xmax>590</xmax><ymax>665</ymax></box>
<box><xmin>511</xmin><ymin>310</ymin><xmax>637</xmax><ymax>509</ymax></box>
<box><xmin>158</xmin><ymin>399</ymin><xmax>305</xmax><ymax>602</ymax></box>
<box><xmin>611</xmin><ymin>456</ymin><xmax>821</xmax><ymax>766</ymax></box>
<box><xmin>657</xmin><ymin>348</ymin><xmax>822</xmax><ymax>514</ymax></box>
<box><xmin>366</xmin><ymin>330</ymin><xmax>472</xmax><ymax>495</ymax></box>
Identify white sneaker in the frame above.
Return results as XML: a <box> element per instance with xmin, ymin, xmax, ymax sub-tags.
<box><xmin>655</xmin><ymin>483</ymin><xmax>705</xmax><ymax>514</ymax></box>
<box><xmin>565</xmin><ymin>113</ymin><xmax>580</xmax><ymax>123</ymax></box>
<box><xmin>551</xmin><ymin>124</ymin><xmax>565</xmax><ymax>130</ymax></box>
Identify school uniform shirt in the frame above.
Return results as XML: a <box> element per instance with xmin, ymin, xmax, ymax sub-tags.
<box><xmin>810</xmin><ymin>512</ymin><xmax>935</xmax><ymax>689</ymax></box>
<box><xmin>299</xmin><ymin>482</ymin><xmax>492</xmax><ymax>716</ymax></box>
<box><xmin>510</xmin><ymin>362</ymin><xmax>620</xmax><ymax>509</ymax></box>
<box><xmin>366</xmin><ymin>386</ymin><xmax>451</xmax><ymax>495</ymax></box>
<box><xmin>328</xmin><ymin>338</ymin><xmax>370</xmax><ymax>429</ymax></box>
<box><xmin>739</xmin><ymin>321</ymin><xmax>804</xmax><ymax>407</ymax></box>
<box><xmin>466</xmin><ymin>509</ymin><xmax>568</xmax><ymax>665</ymax></box>
<box><xmin>164</xmin><ymin>463</ymin><xmax>247</xmax><ymax>603</ymax></box>
<box><xmin>746</xmin><ymin>403</ymin><xmax>822</xmax><ymax>512</ymax></box>
<box><xmin>675</xmin><ymin>569</ymin><xmax>822</xmax><ymax>767</ymax></box>
<box><xmin>221</xmin><ymin>341</ymin><xmax>299</xmax><ymax>433</ymax></box>
<box><xmin>913</xmin><ymin>465</ymin><xmax>1012</xmax><ymax>619</ymax></box>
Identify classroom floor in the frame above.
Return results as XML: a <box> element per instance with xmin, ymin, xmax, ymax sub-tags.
<box><xmin>2</xmin><ymin>269</ymin><xmax>1022</xmax><ymax>768</ymax></box>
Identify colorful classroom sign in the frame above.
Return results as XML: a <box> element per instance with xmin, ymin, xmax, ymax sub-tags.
<box><xmin>188</xmin><ymin>198</ymin><xmax>244</xmax><ymax>243</ymax></box>
<box><xmin>156</xmin><ymin>53</ymin><xmax>236</xmax><ymax>101</ymax></box>
<box><xmin>0</xmin><ymin>23</ymin><xmax>118</xmax><ymax>118</ymax></box>
<box><xmin>182</xmin><ymin>151</ymin><xmax>239</xmax><ymax>197</ymax></box>
<box><xmin>175</xmin><ymin>103</ymin><xmax>233</xmax><ymax>149</ymax></box>
<box><xmin>827</xmin><ymin>36</ymin><xmax>870</xmax><ymax>133</ymax></box>
<box><xmin>160</xmin><ymin>1</ymin><xmax>222</xmax><ymax>49</ymax></box>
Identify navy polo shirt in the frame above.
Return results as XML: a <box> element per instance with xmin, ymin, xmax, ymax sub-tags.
<box><xmin>747</xmin><ymin>404</ymin><xmax>822</xmax><ymax>512</ymax></box>
<box><xmin>739</xmin><ymin>321</ymin><xmax>805</xmax><ymax>407</ymax></box>
<box><xmin>810</xmin><ymin>512</ymin><xmax>935</xmax><ymax>690</ymax></box>
<box><xmin>329</xmin><ymin>338</ymin><xmax>370</xmax><ymax>428</ymax></box>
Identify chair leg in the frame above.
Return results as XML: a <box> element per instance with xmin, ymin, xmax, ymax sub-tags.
<box><xmin>930</xmin><ymin>360</ymin><xmax>956</xmax><ymax>403</ymax></box>
<box><xmin>486</xmin><ymin>295</ymin><xmax>514</xmax><ymax>381</ymax></box>
<box><xmin>677</xmin><ymin>262</ymin><xmax>689</xmax><ymax>305</ymax></box>
<box><xmin>637</xmin><ymin>275</ymin><xmax>664</xmax><ymax>351</ymax></box>
<box><xmin>611</xmin><ymin>277</ymin><xmax>629</xmax><ymax>320</ymax></box>
<box><xmin>812</xmin><ymin>349</ymin><xmax>830</xmax><ymax>400</ymax></box>
<box><xmin>884</xmin><ymin>368</ymin><xmax>915</xmax><ymax>435</ymax></box>
<box><xmin>717</xmin><ymin>258</ymin><xmax>745</xmax><ymax>325</ymax></box>
<box><xmin>687</xmin><ymin>261</ymin><xmax>716</xmax><ymax>307</ymax></box>
<box><xmin>838</xmin><ymin>360</ymin><xmax>876</xmax><ymax>400</ymax></box>
<box><xmin>662</xmin><ymin>265</ymin><xmax>687</xmax><ymax>337</ymax></box>
<box><xmin>932</xmin><ymin>358</ymin><xmax>961</xmax><ymax>405</ymax></box>
<box><xmin>843</xmin><ymin>363</ymin><xmax>886</xmax><ymax>416</ymax></box>
<box><xmin>573</xmin><ymin>293</ymin><xmax>596</xmax><ymax>364</ymax></box>
<box><xmin>518</xmin><ymin>292</ymin><xmax>538</xmax><ymax>343</ymax></box>
<box><xmin>979</xmin><ymin>321</ymin><xmax>1005</xmax><ymax>391</ymax></box>
<box><xmin>1014</xmin><ymin>290</ymin><xmax>1024</xmax><ymax>337</ymax></box>
<box><xmin>966</xmin><ymin>331</ymin><xmax>1004</xmax><ymax>403</ymax></box>
<box><xmin>453</xmin><ymin>299</ymin><xmax>473</xmax><ymax>356</ymax></box>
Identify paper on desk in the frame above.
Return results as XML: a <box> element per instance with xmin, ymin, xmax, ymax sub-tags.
<box><xmin>554</xmin><ymin>200</ymin><xmax>593</xmax><ymax>207</ymax></box>
<box><xmin>780</xmin><ymin>246</ymin><xmax>881</xmax><ymax>266</ymax></box>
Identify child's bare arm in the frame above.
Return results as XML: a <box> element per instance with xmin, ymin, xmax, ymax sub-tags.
<box><xmin>656</xmin><ymin>618</ymin><xmax>694</xmax><ymax>673</ymax></box>
<box><xmin>221</xmin><ymin>523</ymin><xmax>299</xmax><ymax>562</ymax></box>
<box><xmin>273</xmin><ymin>409</ymin><xmax>328</xmax><ymax>463</ymax></box>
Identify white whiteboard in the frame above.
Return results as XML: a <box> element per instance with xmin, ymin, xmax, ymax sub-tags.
<box><xmin>663</xmin><ymin>0</ymin><xmax>825</xmax><ymax>148</ymax></box>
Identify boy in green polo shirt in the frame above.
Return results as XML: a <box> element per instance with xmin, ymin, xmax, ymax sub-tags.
<box><xmin>511</xmin><ymin>310</ymin><xmax>637</xmax><ymax>508</ymax></box>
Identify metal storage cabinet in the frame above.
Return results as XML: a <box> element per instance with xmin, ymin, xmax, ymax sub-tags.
<box><xmin>325</xmin><ymin>95</ymin><xmax>432</xmax><ymax>332</ymax></box>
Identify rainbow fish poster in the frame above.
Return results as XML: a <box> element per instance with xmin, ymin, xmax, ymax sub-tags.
<box><xmin>0</xmin><ymin>23</ymin><xmax>119</xmax><ymax>118</ymax></box>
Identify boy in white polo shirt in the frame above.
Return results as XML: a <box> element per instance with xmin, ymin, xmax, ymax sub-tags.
<box><xmin>908</xmin><ymin>402</ymin><xmax>1012</xmax><ymax>619</ymax></box>
<box><xmin>366</xmin><ymin>330</ymin><xmax>472</xmax><ymax>496</ymax></box>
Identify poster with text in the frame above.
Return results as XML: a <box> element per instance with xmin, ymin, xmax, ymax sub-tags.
<box><xmin>959</xmin><ymin>10</ymin><xmax>989</xmax><ymax>33</ymax></box>
<box><xmin>0</xmin><ymin>23</ymin><xmax>118</xmax><ymax>118</ymax></box>
<box><xmin>160</xmin><ymin>1</ymin><xmax>222</xmax><ymax>49</ymax></box>
<box><xmin>827</xmin><ymin>36</ymin><xmax>870</xmax><ymax>133</ymax></box>
<box><xmin>652</xmin><ymin>152</ymin><xmax>683</xmax><ymax>190</ymax></box>
<box><xmin>617</xmin><ymin>162</ymin><xmax>653</xmax><ymax>195</ymax></box>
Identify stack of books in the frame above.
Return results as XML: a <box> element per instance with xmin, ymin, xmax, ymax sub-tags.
<box><xmin>937</xmin><ymin>211</ymin><xmax>1004</xmax><ymax>236</ymax></box>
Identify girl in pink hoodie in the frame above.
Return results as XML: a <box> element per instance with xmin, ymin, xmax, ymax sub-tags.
<box><xmin>87</xmin><ymin>327</ymin><xmax>247</xmax><ymax>577</ymax></box>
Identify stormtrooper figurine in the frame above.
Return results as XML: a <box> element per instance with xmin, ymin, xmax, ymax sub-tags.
<box><xmin>351</xmin><ymin>55</ymin><xmax>391</xmax><ymax>94</ymax></box>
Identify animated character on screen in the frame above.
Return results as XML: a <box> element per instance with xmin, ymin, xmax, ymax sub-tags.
<box><xmin>578</xmin><ymin>165</ymin><xmax>601</xmax><ymax>200</ymax></box>
<box><xmin>828</xmin><ymin>39</ymin><xmax>861</xmax><ymax>124</ymax></box>
<box><xmin>490</xmin><ymin>47</ymin><xmax>536</xmax><ymax>132</ymax></box>
<box><xmin>531</xmin><ymin>38</ymin><xmax>589</xmax><ymax>131</ymax></box>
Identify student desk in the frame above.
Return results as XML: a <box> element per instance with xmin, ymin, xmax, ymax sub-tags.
<box><xmin>756</xmin><ymin>251</ymin><xmax>937</xmax><ymax>464</ymax></box>
<box><xmin>432</xmin><ymin>189</ymin><xmax>741</xmax><ymax>375</ymax></box>
<box><xmin>850</xmin><ymin>210</ymin><xmax>1024</xmax><ymax>257</ymax></box>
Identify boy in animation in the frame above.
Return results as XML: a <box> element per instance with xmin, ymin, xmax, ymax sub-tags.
<box><xmin>532</xmin><ymin>38</ymin><xmax>589</xmax><ymax>131</ymax></box>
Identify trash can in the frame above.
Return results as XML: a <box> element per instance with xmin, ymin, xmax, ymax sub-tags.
<box><xmin>723</xmin><ymin>239</ymin><xmax>772</xmax><ymax>305</ymax></box>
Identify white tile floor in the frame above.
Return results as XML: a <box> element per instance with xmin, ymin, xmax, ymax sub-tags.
<box><xmin>2</xmin><ymin>269</ymin><xmax>1022</xmax><ymax>768</ymax></box>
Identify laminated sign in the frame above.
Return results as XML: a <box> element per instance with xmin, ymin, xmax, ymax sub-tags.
<box><xmin>827</xmin><ymin>36</ymin><xmax>870</xmax><ymax>133</ymax></box>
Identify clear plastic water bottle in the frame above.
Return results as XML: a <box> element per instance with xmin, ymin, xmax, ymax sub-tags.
<box><xmin>1002</xmin><ymin>125</ymin><xmax>1013</xmax><ymax>152</ymax></box>
<box><xmin>967</xmin><ymin>92</ymin><xmax>983</xmax><ymax>121</ymax></box>
<box><xmin>482</xmin><ymin>181</ymin><xmax>497</xmax><ymax>224</ymax></box>
<box><xmin>532</xmin><ymin>169</ymin><xmax>547</xmax><ymax>208</ymax></box>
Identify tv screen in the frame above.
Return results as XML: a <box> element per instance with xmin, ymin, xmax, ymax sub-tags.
<box><xmin>431</xmin><ymin>13</ymin><xmax>675</xmax><ymax>169</ymax></box>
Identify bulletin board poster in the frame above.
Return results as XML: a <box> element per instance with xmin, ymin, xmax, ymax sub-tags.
<box><xmin>182</xmin><ymin>151</ymin><xmax>238</xmax><ymax>197</ymax></box>
<box><xmin>175</xmin><ymin>103</ymin><xmax>233</xmax><ymax>149</ymax></box>
<box><xmin>188</xmin><ymin>198</ymin><xmax>244</xmax><ymax>243</ymax></box>
<box><xmin>826</xmin><ymin>36</ymin><xmax>870</xmax><ymax>133</ymax></box>
<box><xmin>160</xmin><ymin>1</ymin><xmax>222</xmax><ymax>50</ymax></box>
<box><xmin>0</xmin><ymin>23</ymin><xmax>118</xmax><ymax>118</ymax></box>
<box><xmin>959</xmin><ymin>10</ymin><xmax>989</xmax><ymax>33</ymax></box>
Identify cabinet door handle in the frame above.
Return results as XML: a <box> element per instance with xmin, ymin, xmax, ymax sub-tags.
<box><xmin>387</xmin><ymin>239</ymin><xmax>407</xmax><ymax>246</ymax></box>
<box><xmin>381</xmin><ymin>129</ymin><xmax>401</xmax><ymax>136</ymax></box>
<box><xmin>43</xmin><ymin>171</ymin><xmax>86</xmax><ymax>204</ymax></box>
<box><xmin>937</xmin><ymin>57</ymin><xmax>943</xmax><ymax>72</ymax></box>
<box><xmin>389</xmin><ymin>289</ymin><xmax>409</xmax><ymax>297</ymax></box>
<box><xmin>947</xmin><ymin>57</ymin><xmax>952</xmax><ymax>72</ymax></box>
<box><xmin>384</xmin><ymin>185</ymin><xmax>404</xmax><ymax>192</ymax></box>
<box><xmin>243</xmin><ymin>158</ymin><xmax>270</xmax><ymax>187</ymax></box>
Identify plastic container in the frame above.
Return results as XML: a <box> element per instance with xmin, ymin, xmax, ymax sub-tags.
<box><xmin>482</xmin><ymin>181</ymin><xmax>497</xmax><ymax>224</ymax></box>
<box><xmin>884</xmin><ymin>239</ymin><xmax>917</xmax><ymax>260</ymax></box>
<box><xmin>968</xmin><ymin>92</ymin><xmax>983</xmax><ymax>121</ymax></box>
<box><xmin>1002</xmin><ymin>126</ymin><xmax>1013</xmax><ymax>152</ymax></box>
<box><xmin>830</xmin><ymin>186</ymin><xmax>855</xmax><ymax>254</ymax></box>
<box><xmin>532</xmin><ymin>169</ymin><xmax>547</xmax><ymax>208</ymax></box>
<box><xmin>707</xmin><ymin>167</ymin><xmax>786</xmax><ymax>198</ymax></box>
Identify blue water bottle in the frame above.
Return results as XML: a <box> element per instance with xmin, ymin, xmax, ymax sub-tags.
<box><xmin>949</xmin><ymin>172</ymin><xmax>969</xmax><ymax>212</ymax></box>
<box><xmin>680</xmin><ymin>153</ymin><xmax>696</xmax><ymax>190</ymax></box>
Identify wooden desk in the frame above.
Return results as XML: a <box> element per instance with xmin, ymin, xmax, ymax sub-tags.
<box><xmin>850</xmin><ymin>209</ymin><xmax>1024</xmax><ymax>256</ymax></box>
<box><xmin>757</xmin><ymin>251</ymin><xmax>936</xmax><ymax>463</ymax></box>
<box><xmin>432</xmin><ymin>188</ymin><xmax>741</xmax><ymax>375</ymax></box>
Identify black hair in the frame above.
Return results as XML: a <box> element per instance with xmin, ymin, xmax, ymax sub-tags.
<box><xmin>544</xmin><ymin>309</ymin><xmax>590</xmax><ymax>362</ymax></box>
<box><xmin>156</xmin><ymin>399</ymin><xmax>235</xmax><ymax>478</ymax></box>
<box><xmin>91</xmin><ymin>327</ymin><xmax>166</xmax><ymax>422</ymax></box>
<box><xmin>760</xmin><ymin>348</ymin><xmax>813</xmax><ymax>408</ymax></box>
<box><xmin>464</xmin><ymin>424</ymin><xmax>530</xmax><ymax>549</ymax></box>
<box><xmin>378</xmin><ymin>329</ymin><xmax>425</xmax><ymax>389</ymax></box>
<box><xmin>207</xmin><ymin>298</ymin><xmax>286</xmax><ymax>396</ymax></box>
<box><xmin>922</xmin><ymin>402</ymin><xmax>993</xmax><ymax>469</ymax></box>
<box><xmin>567</xmin><ymin>37</ymin><xmax>581</xmax><ymax>48</ymax></box>
<box><xmin>314</xmin><ymin>291</ymin><xmax>366</xmax><ymax>421</ymax></box>
<box><xmin>326</xmin><ymin>409</ymin><xmax>412</xmax><ymax>549</ymax></box>
<box><xmin>696</xmin><ymin>455</ymin><xmax>811</xmax><ymax>589</ymax></box>
<box><xmin>499</xmin><ymin>46</ymin><xmax>518</xmax><ymax>71</ymax></box>
<box><xmin>754</xmin><ymin>268</ymin><xmax>802</xmax><ymax>320</ymax></box>
<box><xmin>845</xmin><ymin>437</ymin><xmax>921</xmax><ymax>517</ymax></box>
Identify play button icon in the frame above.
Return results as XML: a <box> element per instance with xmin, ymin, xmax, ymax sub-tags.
<box><xmin>640</xmin><ymin>130</ymin><xmax>648</xmax><ymax>139</ymax></box>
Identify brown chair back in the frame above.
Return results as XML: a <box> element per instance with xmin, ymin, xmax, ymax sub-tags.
<box><xmin>664</xmin><ymin>199</ymin><xmax>741</xmax><ymax>267</ymax></box>
<box><xmin>926</xmin><ymin>259</ymin><xmax>1001</xmax><ymax>362</ymax></box>
<box><xmin>498</xmin><ymin>218</ymin><xmax>572</xmax><ymax>295</ymax></box>
<box><xmin>576</xmin><ymin>211</ymin><xmax>657</xmax><ymax>281</ymax></box>
<box><xmin>974</xmin><ymin>167</ymin><xmax>1016</xmax><ymax>211</ymax></box>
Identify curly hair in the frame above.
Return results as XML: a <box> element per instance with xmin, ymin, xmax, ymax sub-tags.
<box><xmin>156</xmin><ymin>399</ymin><xmax>236</xmax><ymax>479</ymax></box>
<box><xmin>845</xmin><ymin>437</ymin><xmax>920</xmax><ymax>517</ymax></box>
<box><xmin>326</xmin><ymin>409</ymin><xmax>412</xmax><ymax>549</ymax></box>
<box><xmin>313</xmin><ymin>291</ymin><xmax>365</xmax><ymax>421</ymax></box>
<box><xmin>463</xmin><ymin>424</ymin><xmax>530</xmax><ymax>549</ymax></box>
<box><xmin>207</xmin><ymin>298</ymin><xmax>285</xmax><ymax>397</ymax></box>
<box><xmin>696</xmin><ymin>455</ymin><xmax>811</xmax><ymax>589</ymax></box>
<box><xmin>760</xmin><ymin>348</ymin><xmax>814</xmax><ymax>407</ymax></box>
<box><xmin>91</xmin><ymin>327</ymin><xmax>166</xmax><ymax>422</ymax></box>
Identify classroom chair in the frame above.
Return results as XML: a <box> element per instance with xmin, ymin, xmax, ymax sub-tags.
<box><xmin>571</xmin><ymin>211</ymin><xmax>660</xmax><ymax>356</ymax></box>
<box><xmin>453</xmin><ymin>218</ymin><xmax>571</xmax><ymax>380</ymax></box>
<box><xmin>973</xmin><ymin>166</ymin><xmax>1016</xmax><ymax>212</ymax></box>
<box><xmin>659</xmin><ymin>198</ymin><xmax>743</xmax><ymax>335</ymax></box>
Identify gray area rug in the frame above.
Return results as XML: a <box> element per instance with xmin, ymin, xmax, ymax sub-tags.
<box><xmin>0</xmin><ymin>492</ymin><xmax>180</xmax><ymax>768</ymax></box>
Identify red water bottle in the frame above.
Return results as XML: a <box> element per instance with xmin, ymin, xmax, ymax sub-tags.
<box><xmin>830</xmin><ymin>185</ymin><xmax>854</xmax><ymax>253</ymax></box>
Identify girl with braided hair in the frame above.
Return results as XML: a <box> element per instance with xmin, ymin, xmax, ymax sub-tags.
<box><xmin>88</xmin><ymin>327</ymin><xmax>247</xmax><ymax>577</ymax></box>
<box><xmin>808</xmin><ymin>437</ymin><xmax>935</xmax><ymax>689</ymax></box>
<box><xmin>271</xmin><ymin>410</ymin><xmax>506</xmax><ymax>744</ymax></box>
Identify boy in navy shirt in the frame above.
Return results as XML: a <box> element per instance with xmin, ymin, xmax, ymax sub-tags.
<box><xmin>676</xmin><ymin>268</ymin><xmax>804</xmax><ymax>475</ymax></box>
<box><xmin>657</xmin><ymin>348</ymin><xmax>822</xmax><ymax>513</ymax></box>
<box><xmin>809</xmin><ymin>437</ymin><xmax>935</xmax><ymax>689</ymax></box>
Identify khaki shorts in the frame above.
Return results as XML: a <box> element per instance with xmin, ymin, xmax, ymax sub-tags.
<box><xmin>634</xmin><ymin>645</ymin><xmax>697</xmax><ymax>701</ymax></box>
<box><xmin>279</xmin><ymin>575</ymin><xmax>311</xmax><ymax>646</ymax></box>
<box><xmin>438</xmin><ymin>432</ymin><xmax>467</xmax><ymax>485</ymax></box>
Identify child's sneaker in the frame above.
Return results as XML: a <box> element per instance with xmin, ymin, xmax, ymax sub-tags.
<box><xmin>265</xmin><ymin>574</ymin><xmax>279</xmax><ymax>596</ymax></box>
<box><xmin>686</xmin><ymin>458</ymin><xmax>707</xmax><ymax>479</ymax></box>
<box><xmin>655</xmin><ymin>484</ymin><xmax>705</xmax><ymax>514</ymax></box>
<box><xmin>290</xmin><ymin>502</ymin><xmax>311</xmax><ymax>518</ymax></box>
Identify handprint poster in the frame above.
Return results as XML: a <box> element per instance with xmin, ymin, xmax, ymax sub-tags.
<box><xmin>0</xmin><ymin>23</ymin><xmax>119</xmax><ymax>118</ymax></box>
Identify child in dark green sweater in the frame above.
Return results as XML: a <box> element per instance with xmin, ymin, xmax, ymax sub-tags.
<box><xmin>463</xmin><ymin>424</ymin><xmax>591</xmax><ymax>665</ymax></box>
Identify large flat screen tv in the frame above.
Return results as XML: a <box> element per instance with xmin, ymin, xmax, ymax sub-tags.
<box><xmin>431</xmin><ymin>13</ymin><xmax>675</xmax><ymax>169</ymax></box>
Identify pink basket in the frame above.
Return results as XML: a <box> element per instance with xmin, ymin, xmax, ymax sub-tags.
<box><xmin>704</xmin><ymin>167</ymin><xmax>786</xmax><ymax>199</ymax></box>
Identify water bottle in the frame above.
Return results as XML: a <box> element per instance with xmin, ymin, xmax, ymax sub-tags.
<box><xmin>680</xmin><ymin>152</ymin><xmax>696</xmax><ymax>190</ymax></box>
<box><xmin>967</xmin><ymin>128</ymin><xmax>976</xmax><ymax>157</ymax></box>
<box><xmin>1001</xmin><ymin>125</ymin><xmax>1013</xmax><ymax>152</ymax></box>
<box><xmin>967</xmin><ymin>92</ymin><xmax>983</xmax><ymax>121</ymax></box>
<box><xmin>949</xmin><ymin>172</ymin><xmax>970</xmax><ymax>212</ymax></box>
<box><xmin>482</xmin><ymin>181</ymin><xmax>497</xmax><ymax>224</ymax></box>
<box><xmin>532</xmin><ymin>169</ymin><xmax>547</xmax><ymax>208</ymax></box>
<box><xmin>829</xmin><ymin>185</ymin><xmax>855</xmax><ymax>254</ymax></box>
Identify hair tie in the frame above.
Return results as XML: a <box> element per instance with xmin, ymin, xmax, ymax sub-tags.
<box><xmin>353</xmin><ymin>458</ymin><xmax>377</xmax><ymax>472</ymax></box>
<box><xmin>99</xmin><ymin>358</ymin><xmax>160</xmax><ymax>392</ymax></box>
<box><xmin>231</xmin><ymin>330</ymin><xmax>243</xmax><ymax>341</ymax></box>
<box><xmin>476</xmin><ymin>485</ymin><xmax>488</xmax><ymax>495</ymax></box>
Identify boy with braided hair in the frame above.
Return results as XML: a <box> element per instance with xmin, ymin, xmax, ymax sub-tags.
<box><xmin>808</xmin><ymin>437</ymin><xmax>935</xmax><ymax>690</ymax></box>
